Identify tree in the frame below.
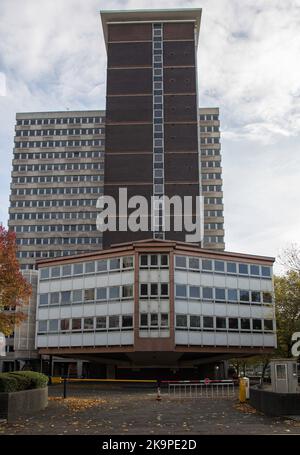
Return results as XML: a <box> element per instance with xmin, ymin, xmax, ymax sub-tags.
<box><xmin>274</xmin><ymin>271</ymin><xmax>300</xmax><ymax>357</ymax></box>
<box><xmin>0</xmin><ymin>225</ymin><xmax>32</xmax><ymax>335</ymax></box>
<box><xmin>278</xmin><ymin>243</ymin><xmax>300</xmax><ymax>273</ymax></box>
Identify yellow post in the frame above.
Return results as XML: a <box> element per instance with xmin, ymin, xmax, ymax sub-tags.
<box><xmin>239</xmin><ymin>377</ymin><xmax>246</xmax><ymax>403</ymax></box>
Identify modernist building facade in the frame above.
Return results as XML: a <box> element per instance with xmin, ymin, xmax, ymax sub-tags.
<box><xmin>36</xmin><ymin>240</ymin><xmax>276</xmax><ymax>378</ymax></box>
<box><xmin>1</xmin><ymin>8</ymin><xmax>274</xmax><ymax>376</ymax></box>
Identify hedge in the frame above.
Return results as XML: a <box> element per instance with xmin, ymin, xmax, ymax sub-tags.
<box><xmin>0</xmin><ymin>371</ymin><xmax>48</xmax><ymax>393</ymax></box>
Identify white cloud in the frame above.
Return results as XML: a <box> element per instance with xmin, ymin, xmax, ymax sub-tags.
<box><xmin>0</xmin><ymin>0</ymin><xmax>299</xmax><ymax>263</ymax></box>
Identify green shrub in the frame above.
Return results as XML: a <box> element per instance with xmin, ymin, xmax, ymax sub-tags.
<box><xmin>12</xmin><ymin>371</ymin><xmax>49</xmax><ymax>389</ymax></box>
<box><xmin>0</xmin><ymin>373</ymin><xmax>19</xmax><ymax>393</ymax></box>
<box><xmin>0</xmin><ymin>371</ymin><xmax>49</xmax><ymax>393</ymax></box>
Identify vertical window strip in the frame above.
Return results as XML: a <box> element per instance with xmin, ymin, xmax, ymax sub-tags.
<box><xmin>152</xmin><ymin>23</ymin><xmax>165</xmax><ymax>240</ymax></box>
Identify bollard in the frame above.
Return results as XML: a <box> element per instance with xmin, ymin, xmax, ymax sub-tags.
<box><xmin>239</xmin><ymin>377</ymin><xmax>246</xmax><ymax>403</ymax></box>
<box><xmin>63</xmin><ymin>377</ymin><xmax>67</xmax><ymax>399</ymax></box>
<box><xmin>156</xmin><ymin>379</ymin><xmax>162</xmax><ymax>401</ymax></box>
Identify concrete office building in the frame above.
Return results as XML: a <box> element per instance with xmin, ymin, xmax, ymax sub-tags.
<box><xmin>35</xmin><ymin>240</ymin><xmax>276</xmax><ymax>379</ymax></box>
<box><xmin>2</xmin><ymin>9</ymin><xmax>272</xmax><ymax>377</ymax></box>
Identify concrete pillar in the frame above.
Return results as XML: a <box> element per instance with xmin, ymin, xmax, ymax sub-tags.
<box><xmin>77</xmin><ymin>360</ymin><xmax>83</xmax><ymax>378</ymax></box>
<box><xmin>106</xmin><ymin>365</ymin><xmax>116</xmax><ymax>379</ymax></box>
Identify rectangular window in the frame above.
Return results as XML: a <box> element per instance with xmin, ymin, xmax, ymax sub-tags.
<box><xmin>85</xmin><ymin>262</ymin><xmax>95</xmax><ymax>274</ymax></box>
<box><xmin>264</xmin><ymin>320</ymin><xmax>273</xmax><ymax>331</ymax></box>
<box><xmin>109</xmin><ymin>315</ymin><xmax>119</xmax><ymax>329</ymax></box>
<box><xmin>261</xmin><ymin>266</ymin><xmax>271</xmax><ymax>277</ymax></box>
<box><xmin>140</xmin><ymin>255</ymin><xmax>148</xmax><ymax>267</ymax></box>
<box><xmin>122</xmin><ymin>284</ymin><xmax>133</xmax><ymax>298</ymax></box>
<box><xmin>189</xmin><ymin>286</ymin><xmax>200</xmax><ymax>299</ymax></box>
<box><xmin>39</xmin><ymin>293</ymin><xmax>48</xmax><ymax>306</ymax></box>
<box><xmin>202</xmin><ymin>259</ymin><xmax>213</xmax><ymax>271</ymax></box>
<box><xmin>160</xmin><ymin>283</ymin><xmax>169</xmax><ymax>296</ymax></box>
<box><xmin>49</xmin><ymin>319</ymin><xmax>58</xmax><ymax>332</ymax></box>
<box><xmin>253</xmin><ymin>319</ymin><xmax>262</xmax><ymax>331</ymax></box>
<box><xmin>190</xmin><ymin>315</ymin><xmax>201</xmax><ymax>329</ymax></box>
<box><xmin>96</xmin><ymin>316</ymin><xmax>106</xmax><ymax>330</ymax></box>
<box><xmin>84</xmin><ymin>317</ymin><xmax>94</xmax><ymax>330</ymax></box>
<box><xmin>262</xmin><ymin>292</ymin><xmax>272</xmax><ymax>304</ymax></box>
<box><xmin>122</xmin><ymin>256</ymin><xmax>133</xmax><ymax>269</ymax></box>
<box><xmin>216</xmin><ymin>317</ymin><xmax>227</xmax><ymax>329</ymax></box>
<box><xmin>51</xmin><ymin>267</ymin><xmax>60</xmax><ymax>278</ymax></box>
<box><xmin>215</xmin><ymin>261</ymin><xmax>225</xmax><ymax>272</ymax></box>
<box><xmin>97</xmin><ymin>259</ymin><xmax>107</xmax><ymax>272</ymax></box>
<box><xmin>160</xmin><ymin>313</ymin><xmax>169</xmax><ymax>327</ymax></box>
<box><xmin>215</xmin><ymin>288</ymin><xmax>226</xmax><ymax>300</ymax></box>
<box><xmin>227</xmin><ymin>262</ymin><xmax>237</xmax><ymax>274</ymax></box>
<box><xmin>251</xmin><ymin>291</ymin><xmax>261</xmax><ymax>303</ymax></box>
<box><xmin>250</xmin><ymin>265</ymin><xmax>260</xmax><ymax>276</ymax></box>
<box><xmin>203</xmin><ymin>287</ymin><xmax>213</xmax><ymax>300</ymax></box>
<box><xmin>50</xmin><ymin>292</ymin><xmax>59</xmax><ymax>305</ymax></box>
<box><xmin>160</xmin><ymin>255</ymin><xmax>169</xmax><ymax>267</ymax></box>
<box><xmin>74</xmin><ymin>263</ymin><xmax>83</xmax><ymax>275</ymax></box>
<box><xmin>61</xmin><ymin>291</ymin><xmax>71</xmax><ymax>305</ymax></box>
<box><xmin>84</xmin><ymin>288</ymin><xmax>94</xmax><ymax>301</ymax></box>
<box><xmin>150</xmin><ymin>313</ymin><xmax>158</xmax><ymax>326</ymax></box>
<box><xmin>176</xmin><ymin>284</ymin><xmax>187</xmax><ymax>298</ymax></box>
<box><xmin>150</xmin><ymin>255</ymin><xmax>158</xmax><ymax>267</ymax></box>
<box><xmin>40</xmin><ymin>268</ymin><xmax>49</xmax><ymax>280</ymax></box>
<box><xmin>72</xmin><ymin>318</ymin><xmax>82</xmax><ymax>331</ymax></box>
<box><xmin>175</xmin><ymin>256</ymin><xmax>186</xmax><ymax>268</ymax></box>
<box><xmin>140</xmin><ymin>284</ymin><xmax>148</xmax><ymax>297</ymax></box>
<box><xmin>176</xmin><ymin>314</ymin><xmax>187</xmax><ymax>328</ymax></box>
<box><xmin>62</xmin><ymin>264</ymin><xmax>72</xmax><ymax>276</ymax></box>
<box><xmin>189</xmin><ymin>257</ymin><xmax>200</xmax><ymax>270</ymax></box>
<box><xmin>73</xmin><ymin>290</ymin><xmax>83</xmax><ymax>302</ymax></box>
<box><xmin>229</xmin><ymin>318</ymin><xmax>238</xmax><ymax>330</ymax></box>
<box><xmin>241</xmin><ymin>318</ymin><xmax>250</xmax><ymax>330</ymax></box>
<box><xmin>203</xmin><ymin>316</ymin><xmax>214</xmax><ymax>329</ymax></box>
<box><xmin>109</xmin><ymin>286</ymin><xmax>120</xmax><ymax>300</ymax></box>
<box><xmin>150</xmin><ymin>283</ymin><xmax>158</xmax><ymax>296</ymax></box>
<box><xmin>239</xmin><ymin>264</ymin><xmax>248</xmax><ymax>275</ymax></box>
<box><xmin>109</xmin><ymin>258</ymin><xmax>120</xmax><ymax>270</ymax></box>
<box><xmin>122</xmin><ymin>315</ymin><xmax>133</xmax><ymax>328</ymax></box>
<box><xmin>60</xmin><ymin>319</ymin><xmax>70</xmax><ymax>331</ymax></box>
<box><xmin>96</xmin><ymin>287</ymin><xmax>107</xmax><ymax>300</ymax></box>
<box><xmin>240</xmin><ymin>290</ymin><xmax>250</xmax><ymax>302</ymax></box>
<box><xmin>38</xmin><ymin>320</ymin><xmax>47</xmax><ymax>332</ymax></box>
<box><xmin>140</xmin><ymin>314</ymin><xmax>148</xmax><ymax>326</ymax></box>
<box><xmin>228</xmin><ymin>289</ymin><xmax>238</xmax><ymax>301</ymax></box>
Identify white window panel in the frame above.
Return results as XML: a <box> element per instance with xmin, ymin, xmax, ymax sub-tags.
<box><xmin>48</xmin><ymin>308</ymin><xmax>60</xmax><ymax>319</ymax></box>
<box><xmin>174</xmin><ymin>301</ymin><xmax>188</xmax><ymax>313</ymax></box>
<box><xmin>214</xmin><ymin>303</ymin><xmax>227</xmax><ymax>317</ymax></box>
<box><xmin>202</xmin><ymin>332</ymin><xmax>215</xmax><ymax>345</ymax></box>
<box><xmin>228</xmin><ymin>333</ymin><xmax>241</xmax><ymax>346</ymax></box>
<box><xmin>36</xmin><ymin>335</ymin><xmax>47</xmax><ymax>347</ymax></box>
<box><xmin>202</xmin><ymin>304</ymin><xmax>214</xmax><ymax>315</ymax></box>
<box><xmin>107</xmin><ymin>303</ymin><xmax>121</xmax><ymax>315</ymax></box>
<box><xmin>188</xmin><ymin>302</ymin><xmax>202</xmax><ymax>315</ymax></box>
<box><xmin>70</xmin><ymin>334</ymin><xmax>83</xmax><ymax>347</ymax></box>
<box><xmin>213</xmin><ymin>275</ymin><xmax>226</xmax><ymax>287</ymax></box>
<box><xmin>71</xmin><ymin>306</ymin><xmax>84</xmax><ymax>318</ymax></box>
<box><xmin>215</xmin><ymin>333</ymin><xmax>228</xmax><ymax>346</ymax></box>
<box><xmin>59</xmin><ymin>334</ymin><xmax>71</xmax><ymax>347</ymax></box>
<box><xmin>82</xmin><ymin>333</ymin><xmax>95</xmax><ymax>346</ymax></box>
<box><xmin>239</xmin><ymin>333</ymin><xmax>252</xmax><ymax>346</ymax></box>
<box><xmin>83</xmin><ymin>304</ymin><xmax>97</xmax><ymax>317</ymax></box>
<box><xmin>107</xmin><ymin>332</ymin><xmax>121</xmax><ymax>346</ymax></box>
<box><xmin>95</xmin><ymin>333</ymin><xmax>108</xmax><ymax>346</ymax></box>
<box><xmin>121</xmin><ymin>301</ymin><xmax>134</xmax><ymax>314</ymax></box>
<box><xmin>120</xmin><ymin>332</ymin><xmax>134</xmax><ymax>345</ymax></box>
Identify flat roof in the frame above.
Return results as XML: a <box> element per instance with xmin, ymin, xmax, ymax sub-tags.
<box><xmin>100</xmin><ymin>8</ymin><xmax>202</xmax><ymax>50</ymax></box>
<box><xmin>36</xmin><ymin>239</ymin><xmax>275</xmax><ymax>267</ymax></box>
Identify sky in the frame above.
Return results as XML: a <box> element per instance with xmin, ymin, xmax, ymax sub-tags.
<box><xmin>0</xmin><ymin>0</ymin><xmax>299</xmax><ymax>269</ymax></box>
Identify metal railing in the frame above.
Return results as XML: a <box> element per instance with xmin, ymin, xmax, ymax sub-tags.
<box><xmin>167</xmin><ymin>380</ymin><xmax>236</xmax><ymax>398</ymax></box>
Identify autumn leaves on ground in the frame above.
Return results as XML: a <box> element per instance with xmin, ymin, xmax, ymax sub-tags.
<box><xmin>1</xmin><ymin>385</ymin><xmax>300</xmax><ymax>435</ymax></box>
